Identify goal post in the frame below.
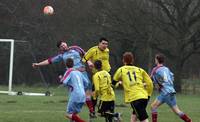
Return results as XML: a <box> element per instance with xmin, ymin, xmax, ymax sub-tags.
<box><xmin>0</xmin><ymin>39</ymin><xmax>51</xmax><ymax>96</ymax></box>
<box><xmin>0</xmin><ymin>39</ymin><xmax>14</xmax><ymax>94</ymax></box>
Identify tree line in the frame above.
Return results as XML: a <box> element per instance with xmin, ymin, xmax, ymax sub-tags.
<box><xmin>0</xmin><ymin>0</ymin><xmax>200</xmax><ymax>92</ymax></box>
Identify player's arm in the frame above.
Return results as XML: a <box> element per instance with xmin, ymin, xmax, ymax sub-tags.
<box><xmin>142</xmin><ymin>70</ymin><xmax>153</xmax><ymax>97</ymax></box>
<box><xmin>61</xmin><ymin>72</ymin><xmax>71</xmax><ymax>86</ymax></box>
<box><xmin>92</xmin><ymin>74</ymin><xmax>100</xmax><ymax>100</ymax></box>
<box><xmin>32</xmin><ymin>59</ymin><xmax>49</xmax><ymax>68</ymax></box>
<box><xmin>112</xmin><ymin>68</ymin><xmax>122</xmax><ymax>88</ymax></box>
<box><xmin>32</xmin><ymin>54</ymin><xmax>62</xmax><ymax>68</ymax></box>
<box><xmin>82</xmin><ymin>47</ymin><xmax>95</xmax><ymax>68</ymax></box>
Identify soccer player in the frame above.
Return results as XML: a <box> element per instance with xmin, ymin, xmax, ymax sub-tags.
<box><xmin>150</xmin><ymin>53</ymin><xmax>192</xmax><ymax>122</ymax></box>
<box><xmin>82</xmin><ymin>37</ymin><xmax>110</xmax><ymax>73</ymax></box>
<box><xmin>82</xmin><ymin>37</ymin><xmax>111</xmax><ymax>114</ymax></box>
<box><xmin>32</xmin><ymin>40</ymin><xmax>95</xmax><ymax>116</ymax></box>
<box><xmin>60</xmin><ymin>58</ymin><xmax>88</xmax><ymax>122</ymax></box>
<box><xmin>113</xmin><ymin>52</ymin><xmax>153</xmax><ymax>122</ymax></box>
<box><xmin>93</xmin><ymin>60</ymin><xmax>121</xmax><ymax>122</ymax></box>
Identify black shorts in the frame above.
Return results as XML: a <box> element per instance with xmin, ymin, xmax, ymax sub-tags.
<box><xmin>98</xmin><ymin>100</ymin><xmax>115</xmax><ymax>114</ymax></box>
<box><xmin>130</xmin><ymin>99</ymin><xmax>148</xmax><ymax>121</ymax></box>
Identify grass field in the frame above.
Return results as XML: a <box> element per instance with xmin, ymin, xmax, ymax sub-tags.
<box><xmin>0</xmin><ymin>86</ymin><xmax>199</xmax><ymax>122</ymax></box>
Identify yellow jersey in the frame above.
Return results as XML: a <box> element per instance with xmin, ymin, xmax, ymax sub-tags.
<box><xmin>82</xmin><ymin>46</ymin><xmax>111</xmax><ymax>73</ymax></box>
<box><xmin>93</xmin><ymin>70</ymin><xmax>115</xmax><ymax>101</ymax></box>
<box><xmin>113</xmin><ymin>65</ymin><xmax>153</xmax><ymax>103</ymax></box>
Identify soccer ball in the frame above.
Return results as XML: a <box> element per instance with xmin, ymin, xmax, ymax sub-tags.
<box><xmin>43</xmin><ymin>5</ymin><xmax>54</xmax><ymax>15</ymax></box>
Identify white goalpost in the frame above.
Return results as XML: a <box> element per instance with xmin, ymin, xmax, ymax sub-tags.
<box><xmin>0</xmin><ymin>39</ymin><xmax>14</xmax><ymax>94</ymax></box>
<box><xmin>0</xmin><ymin>39</ymin><xmax>51</xmax><ymax>96</ymax></box>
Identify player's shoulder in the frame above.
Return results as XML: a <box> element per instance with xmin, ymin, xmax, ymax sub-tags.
<box><xmin>88</xmin><ymin>46</ymin><xmax>98</xmax><ymax>51</ymax></box>
<box><xmin>69</xmin><ymin>45</ymin><xmax>82</xmax><ymax>49</ymax></box>
<box><xmin>101</xmin><ymin>70</ymin><xmax>110</xmax><ymax>75</ymax></box>
<box><xmin>157</xmin><ymin>66</ymin><xmax>169</xmax><ymax>72</ymax></box>
<box><xmin>69</xmin><ymin>45</ymin><xmax>85</xmax><ymax>53</ymax></box>
<box><xmin>123</xmin><ymin>65</ymin><xmax>145</xmax><ymax>72</ymax></box>
<box><xmin>96</xmin><ymin>70</ymin><xmax>105</xmax><ymax>75</ymax></box>
<box><xmin>71</xmin><ymin>70</ymin><xmax>84</xmax><ymax>78</ymax></box>
<box><xmin>93</xmin><ymin>71</ymin><xmax>100</xmax><ymax>76</ymax></box>
<box><xmin>70</xmin><ymin>69</ymin><xmax>78</xmax><ymax>74</ymax></box>
<box><xmin>133</xmin><ymin>66</ymin><xmax>145</xmax><ymax>72</ymax></box>
<box><xmin>116</xmin><ymin>66</ymin><xmax>125</xmax><ymax>72</ymax></box>
<box><xmin>96</xmin><ymin>70</ymin><xmax>109</xmax><ymax>76</ymax></box>
<box><xmin>104</xmin><ymin>48</ymin><xmax>109</xmax><ymax>52</ymax></box>
<box><xmin>66</xmin><ymin>49</ymin><xmax>76</xmax><ymax>53</ymax></box>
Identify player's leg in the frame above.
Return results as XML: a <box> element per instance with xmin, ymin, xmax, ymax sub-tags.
<box><xmin>97</xmin><ymin>100</ymin><xmax>108</xmax><ymax>121</ymax></box>
<box><xmin>131</xmin><ymin>114</ymin><xmax>137</xmax><ymax>122</ymax></box>
<box><xmin>130</xmin><ymin>95</ymin><xmax>149</xmax><ymax>122</ymax></box>
<box><xmin>104</xmin><ymin>102</ymin><xmax>114</xmax><ymax>122</ymax></box>
<box><xmin>103</xmin><ymin>101</ymin><xmax>122</xmax><ymax>122</ymax></box>
<box><xmin>91</xmin><ymin>84</ymin><xmax>97</xmax><ymax>113</ymax></box>
<box><xmin>98</xmin><ymin>100</ymin><xmax>116</xmax><ymax>122</ymax></box>
<box><xmin>130</xmin><ymin>99</ymin><xmax>149</xmax><ymax>122</ymax></box>
<box><xmin>82</xmin><ymin>71</ymin><xmax>96</xmax><ymax>117</ymax></box>
<box><xmin>151</xmin><ymin>94</ymin><xmax>164</xmax><ymax>122</ymax></box>
<box><xmin>130</xmin><ymin>106</ymin><xmax>137</xmax><ymax>122</ymax></box>
<box><xmin>65</xmin><ymin>113</ymin><xmax>85</xmax><ymax>122</ymax></box>
<box><xmin>166</xmin><ymin>94</ymin><xmax>192</xmax><ymax>122</ymax></box>
<box><xmin>171</xmin><ymin>105</ymin><xmax>192</xmax><ymax>122</ymax></box>
<box><xmin>86</xmin><ymin>90</ymin><xmax>95</xmax><ymax>114</ymax></box>
<box><xmin>66</xmin><ymin>101</ymin><xmax>86</xmax><ymax>122</ymax></box>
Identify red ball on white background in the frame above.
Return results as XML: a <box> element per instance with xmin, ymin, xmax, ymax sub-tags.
<box><xmin>43</xmin><ymin>5</ymin><xmax>54</xmax><ymax>15</ymax></box>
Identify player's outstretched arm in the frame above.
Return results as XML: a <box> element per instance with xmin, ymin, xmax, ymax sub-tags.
<box><xmin>32</xmin><ymin>59</ymin><xmax>50</xmax><ymax>68</ymax></box>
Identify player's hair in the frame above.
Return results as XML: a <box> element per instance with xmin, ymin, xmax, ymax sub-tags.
<box><xmin>155</xmin><ymin>53</ymin><xmax>165</xmax><ymax>64</ymax></box>
<box><xmin>123</xmin><ymin>52</ymin><xmax>134</xmax><ymax>65</ymax></box>
<box><xmin>56</xmin><ymin>40</ymin><xmax>65</xmax><ymax>48</ymax></box>
<box><xmin>99</xmin><ymin>37</ymin><xmax>108</xmax><ymax>43</ymax></box>
<box><xmin>66</xmin><ymin>58</ymin><xmax>74</xmax><ymax>68</ymax></box>
<box><xmin>94</xmin><ymin>60</ymin><xmax>102</xmax><ymax>70</ymax></box>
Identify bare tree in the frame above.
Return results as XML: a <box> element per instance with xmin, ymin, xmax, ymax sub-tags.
<box><xmin>147</xmin><ymin>0</ymin><xmax>200</xmax><ymax>91</ymax></box>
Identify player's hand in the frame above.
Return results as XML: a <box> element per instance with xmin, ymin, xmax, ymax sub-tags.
<box><xmin>87</xmin><ymin>60</ymin><xmax>94</xmax><ymax>69</ymax></box>
<box><xmin>32</xmin><ymin>63</ymin><xmax>39</xmax><ymax>68</ymax></box>
<box><xmin>58</xmin><ymin>75</ymin><xmax>63</xmax><ymax>83</ymax></box>
<box><xmin>92</xmin><ymin>92</ymin><xmax>97</xmax><ymax>100</ymax></box>
<box><xmin>58</xmin><ymin>75</ymin><xmax>63</xmax><ymax>80</ymax></box>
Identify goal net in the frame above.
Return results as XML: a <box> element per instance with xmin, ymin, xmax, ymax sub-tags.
<box><xmin>0</xmin><ymin>39</ymin><xmax>51</xmax><ymax>96</ymax></box>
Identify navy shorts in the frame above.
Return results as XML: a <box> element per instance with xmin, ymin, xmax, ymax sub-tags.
<box><xmin>130</xmin><ymin>99</ymin><xmax>148</xmax><ymax>121</ymax></box>
<box><xmin>98</xmin><ymin>100</ymin><xmax>115</xmax><ymax>115</ymax></box>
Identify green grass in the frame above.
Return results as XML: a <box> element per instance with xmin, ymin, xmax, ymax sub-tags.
<box><xmin>0</xmin><ymin>86</ymin><xmax>199</xmax><ymax>122</ymax></box>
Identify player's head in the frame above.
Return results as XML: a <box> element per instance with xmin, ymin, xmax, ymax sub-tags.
<box><xmin>66</xmin><ymin>58</ymin><xmax>74</xmax><ymax>68</ymax></box>
<box><xmin>94</xmin><ymin>60</ymin><xmax>102</xmax><ymax>70</ymax></box>
<box><xmin>123</xmin><ymin>52</ymin><xmax>134</xmax><ymax>65</ymax></box>
<box><xmin>98</xmin><ymin>37</ymin><xmax>108</xmax><ymax>51</ymax></box>
<box><xmin>155</xmin><ymin>53</ymin><xmax>165</xmax><ymax>64</ymax></box>
<box><xmin>57</xmin><ymin>40</ymin><xmax>68</xmax><ymax>51</ymax></box>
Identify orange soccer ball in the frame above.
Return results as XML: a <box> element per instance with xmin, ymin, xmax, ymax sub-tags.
<box><xmin>43</xmin><ymin>5</ymin><xmax>54</xmax><ymax>15</ymax></box>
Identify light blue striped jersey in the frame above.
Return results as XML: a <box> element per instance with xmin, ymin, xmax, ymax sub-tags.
<box><xmin>62</xmin><ymin>68</ymin><xmax>88</xmax><ymax>103</ymax></box>
<box><xmin>151</xmin><ymin>65</ymin><xmax>176</xmax><ymax>95</ymax></box>
<box><xmin>48</xmin><ymin>49</ymin><xmax>84</xmax><ymax>69</ymax></box>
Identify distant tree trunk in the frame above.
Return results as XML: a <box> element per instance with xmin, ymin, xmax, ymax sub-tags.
<box><xmin>173</xmin><ymin>64</ymin><xmax>183</xmax><ymax>92</ymax></box>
